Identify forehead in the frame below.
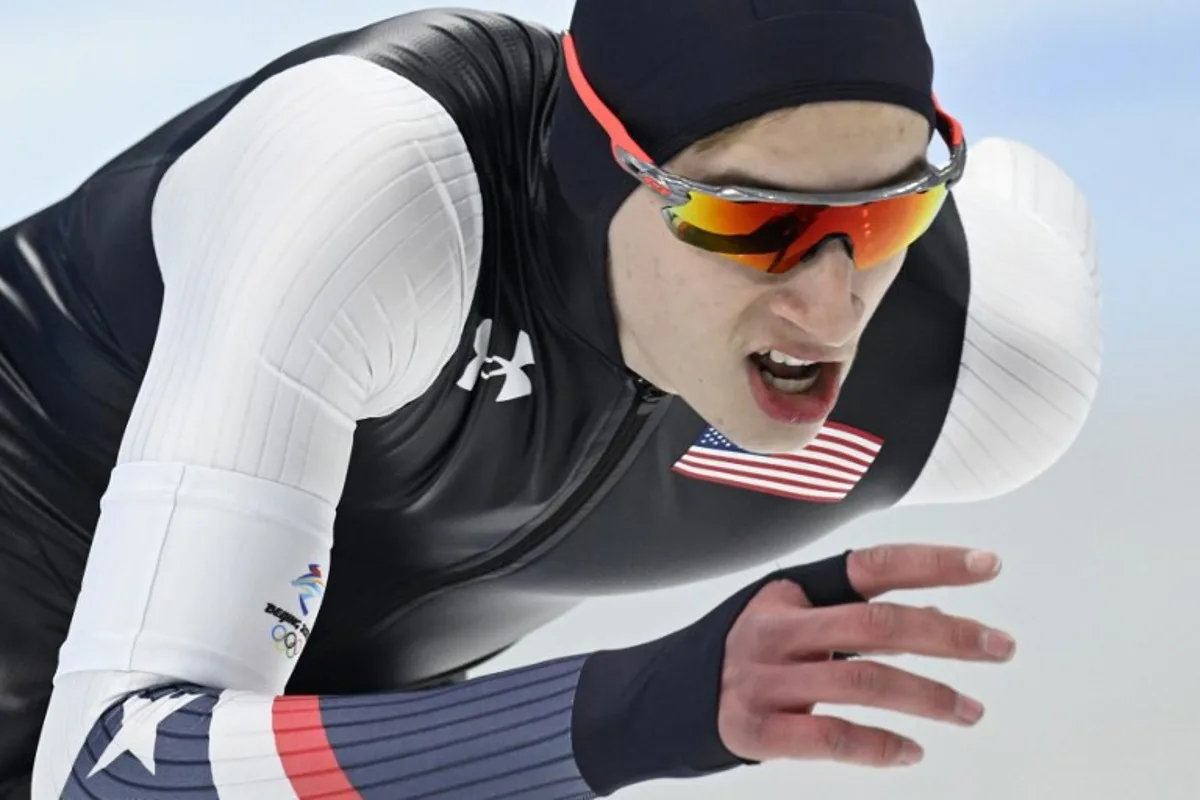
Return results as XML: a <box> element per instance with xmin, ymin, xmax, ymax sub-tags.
<box><xmin>673</xmin><ymin>101</ymin><xmax>932</xmax><ymax>193</ymax></box>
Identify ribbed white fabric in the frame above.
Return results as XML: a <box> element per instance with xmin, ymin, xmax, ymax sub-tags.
<box><xmin>900</xmin><ymin>137</ymin><xmax>1102</xmax><ymax>505</ymax></box>
<box><xmin>203</xmin><ymin>691</ymin><xmax>292</xmax><ymax>797</ymax></box>
<box><xmin>36</xmin><ymin>57</ymin><xmax>483</xmax><ymax>798</ymax></box>
<box><xmin>123</xmin><ymin>54</ymin><xmax>483</xmax><ymax>488</ymax></box>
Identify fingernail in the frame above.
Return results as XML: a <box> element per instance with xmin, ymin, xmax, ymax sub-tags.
<box><xmin>899</xmin><ymin>740</ymin><xmax>925</xmax><ymax>765</ymax></box>
<box><xmin>966</xmin><ymin>550</ymin><xmax>1002</xmax><ymax>576</ymax></box>
<box><xmin>955</xmin><ymin>695</ymin><xmax>986</xmax><ymax>724</ymax></box>
<box><xmin>983</xmin><ymin>630</ymin><xmax>1016</xmax><ymax>660</ymax></box>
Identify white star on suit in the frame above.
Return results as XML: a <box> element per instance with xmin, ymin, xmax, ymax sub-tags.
<box><xmin>88</xmin><ymin>691</ymin><xmax>204</xmax><ymax>778</ymax></box>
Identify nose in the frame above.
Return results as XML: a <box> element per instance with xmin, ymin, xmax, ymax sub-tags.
<box><xmin>767</xmin><ymin>238</ymin><xmax>864</xmax><ymax>348</ymax></box>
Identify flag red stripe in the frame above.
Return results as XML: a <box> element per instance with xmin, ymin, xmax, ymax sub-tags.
<box><xmin>678</xmin><ymin>453</ymin><xmax>859</xmax><ymax>489</ymax></box>
<box><xmin>673</xmin><ymin>465</ymin><xmax>845</xmax><ymax>502</ymax></box>
<box><xmin>800</xmin><ymin>442</ymin><xmax>874</xmax><ymax>469</ymax></box>
<box><xmin>272</xmin><ymin>696</ymin><xmax>361</xmax><ymax>799</ymax></box>
<box><xmin>673</xmin><ymin>461</ymin><xmax>851</xmax><ymax>498</ymax></box>
<box><xmin>715</xmin><ymin>438</ymin><xmax>878</xmax><ymax>470</ymax></box>
<box><xmin>822</xmin><ymin>420</ymin><xmax>884</xmax><ymax>447</ymax></box>
<box><xmin>810</xmin><ymin>432</ymin><xmax>879</xmax><ymax>460</ymax></box>
<box><xmin>696</xmin><ymin>439</ymin><xmax>875</xmax><ymax>469</ymax></box>
<box><xmin>686</xmin><ymin>447</ymin><xmax>869</xmax><ymax>479</ymax></box>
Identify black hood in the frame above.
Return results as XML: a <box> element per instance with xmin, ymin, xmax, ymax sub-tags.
<box><xmin>541</xmin><ymin>0</ymin><xmax>937</xmax><ymax>367</ymax></box>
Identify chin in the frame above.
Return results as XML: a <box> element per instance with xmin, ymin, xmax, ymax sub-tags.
<box><xmin>712</xmin><ymin>413</ymin><xmax>827</xmax><ymax>455</ymax></box>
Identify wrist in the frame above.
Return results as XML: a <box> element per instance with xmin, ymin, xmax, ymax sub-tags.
<box><xmin>570</xmin><ymin>586</ymin><xmax>762</xmax><ymax>795</ymax></box>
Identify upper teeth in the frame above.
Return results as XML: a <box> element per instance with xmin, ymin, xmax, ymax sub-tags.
<box><xmin>765</xmin><ymin>349</ymin><xmax>814</xmax><ymax>367</ymax></box>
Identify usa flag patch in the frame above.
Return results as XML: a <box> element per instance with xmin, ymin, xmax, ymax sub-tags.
<box><xmin>672</xmin><ymin>422</ymin><xmax>883</xmax><ymax>503</ymax></box>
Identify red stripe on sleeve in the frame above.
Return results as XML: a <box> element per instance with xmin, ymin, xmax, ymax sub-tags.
<box><xmin>272</xmin><ymin>695</ymin><xmax>362</xmax><ymax>799</ymax></box>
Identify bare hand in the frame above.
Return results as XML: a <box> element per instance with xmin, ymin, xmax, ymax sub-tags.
<box><xmin>718</xmin><ymin>545</ymin><xmax>1013</xmax><ymax>767</ymax></box>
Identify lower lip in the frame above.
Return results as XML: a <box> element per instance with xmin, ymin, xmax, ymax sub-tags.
<box><xmin>747</xmin><ymin>359</ymin><xmax>842</xmax><ymax>426</ymax></box>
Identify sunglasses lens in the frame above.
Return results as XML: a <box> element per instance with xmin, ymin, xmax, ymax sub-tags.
<box><xmin>664</xmin><ymin>187</ymin><xmax>949</xmax><ymax>273</ymax></box>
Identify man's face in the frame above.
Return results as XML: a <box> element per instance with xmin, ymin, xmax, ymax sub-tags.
<box><xmin>608</xmin><ymin>100</ymin><xmax>931</xmax><ymax>453</ymax></box>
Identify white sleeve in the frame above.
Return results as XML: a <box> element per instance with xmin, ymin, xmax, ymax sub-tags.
<box><xmin>53</xmin><ymin>55</ymin><xmax>483</xmax><ymax>690</ymax></box>
<box><xmin>898</xmin><ymin>137</ymin><xmax>1102</xmax><ymax>506</ymax></box>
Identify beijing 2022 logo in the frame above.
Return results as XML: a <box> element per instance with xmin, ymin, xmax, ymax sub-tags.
<box><xmin>265</xmin><ymin>563</ymin><xmax>326</xmax><ymax>659</ymax></box>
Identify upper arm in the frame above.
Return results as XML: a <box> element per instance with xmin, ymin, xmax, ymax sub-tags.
<box><xmin>55</xmin><ymin>55</ymin><xmax>483</xmax><ymax>692</ymax></box>
<box><xmin>899</xmin><ymin>137</ymin><xmax>1102</xmax><ymax>506</ymax></box>
<box><xmin>130</xmin><ymin>53</ymin><xmax>483</xmax><ymax>477</ymax></box>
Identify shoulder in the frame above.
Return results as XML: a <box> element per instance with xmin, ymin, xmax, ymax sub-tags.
<box><xmin>899</xmin><ymin>137</ymin><xmax>1102</xmax><ymax>506</ymax></box>
<box><xmin>155</xmin><ymin>54</ymin><xmax>484</xmax><ymax>265</ymax></box>
<box><xmin>150</xmin><ymin>55</ymin><xmax>486</xmax><ymax>417</ymax></box>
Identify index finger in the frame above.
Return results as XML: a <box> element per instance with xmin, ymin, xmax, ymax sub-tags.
<box><xmin>847</xmin><ymin>545</ymin><xmax>1002</xmax><ymax>599</ymax></box>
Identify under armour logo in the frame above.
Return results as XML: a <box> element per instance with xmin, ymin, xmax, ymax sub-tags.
<box><xmin>456</xmin><ymin>319</ymin><xmax>535</xmax><ymax>402</ymax></box>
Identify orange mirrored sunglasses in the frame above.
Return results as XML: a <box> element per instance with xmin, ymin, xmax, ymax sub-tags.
<box><xmin>562</xmin><ymin>31</ymin><xmax>967</xmax><ymax>274</ymax></box>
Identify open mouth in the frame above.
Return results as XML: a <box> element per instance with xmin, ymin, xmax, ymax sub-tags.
<box><xmin>748</xmin><ymin>349</ymin><xmax>825</xmax><ymax>394</ymax></box>
<box><xmin>745</xmin><ymin>348</ymin><xmax>843</xmax><ymax>426</ymax></box>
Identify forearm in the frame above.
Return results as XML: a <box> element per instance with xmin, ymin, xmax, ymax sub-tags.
<box><xmin>40</xmin><ymin>556</ymin><xmax>856</xmax><ymax>799</ymax></box>
<box><xmin>44</xmin><ymin>657</ymin><xmax>592</xmax><ymax>800</ymax></box>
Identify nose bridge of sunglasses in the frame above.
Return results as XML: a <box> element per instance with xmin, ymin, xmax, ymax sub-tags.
<box><xmin>799</xmin><ymin>232</ymin><xmax>856</xmax><ymax>264</ymax></box>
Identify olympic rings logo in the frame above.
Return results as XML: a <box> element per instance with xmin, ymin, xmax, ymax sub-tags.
<box><xmin>272</xmin><ymin>624</ymin><xmax>303</xmax><ymax>659</ymax></box>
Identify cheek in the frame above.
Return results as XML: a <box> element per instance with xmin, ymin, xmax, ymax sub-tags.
<box><xmin>855</xmin><ymin>250</ymin><xmax>907</xmax><ymax>314</ymax></box>
<box><xmin>617</xmin><ymin>212</ymin><xmax>738</xmax><ymax>315</ymax></box>
<box><xmin>663</xmin><ymin>249</ymin><xmax>760</xmax><ymax>323</ymax></box>
<box><xmin>610</xmin><ymin>195</ymin><xmax>761</xmax><ymax>354</ymax></box>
